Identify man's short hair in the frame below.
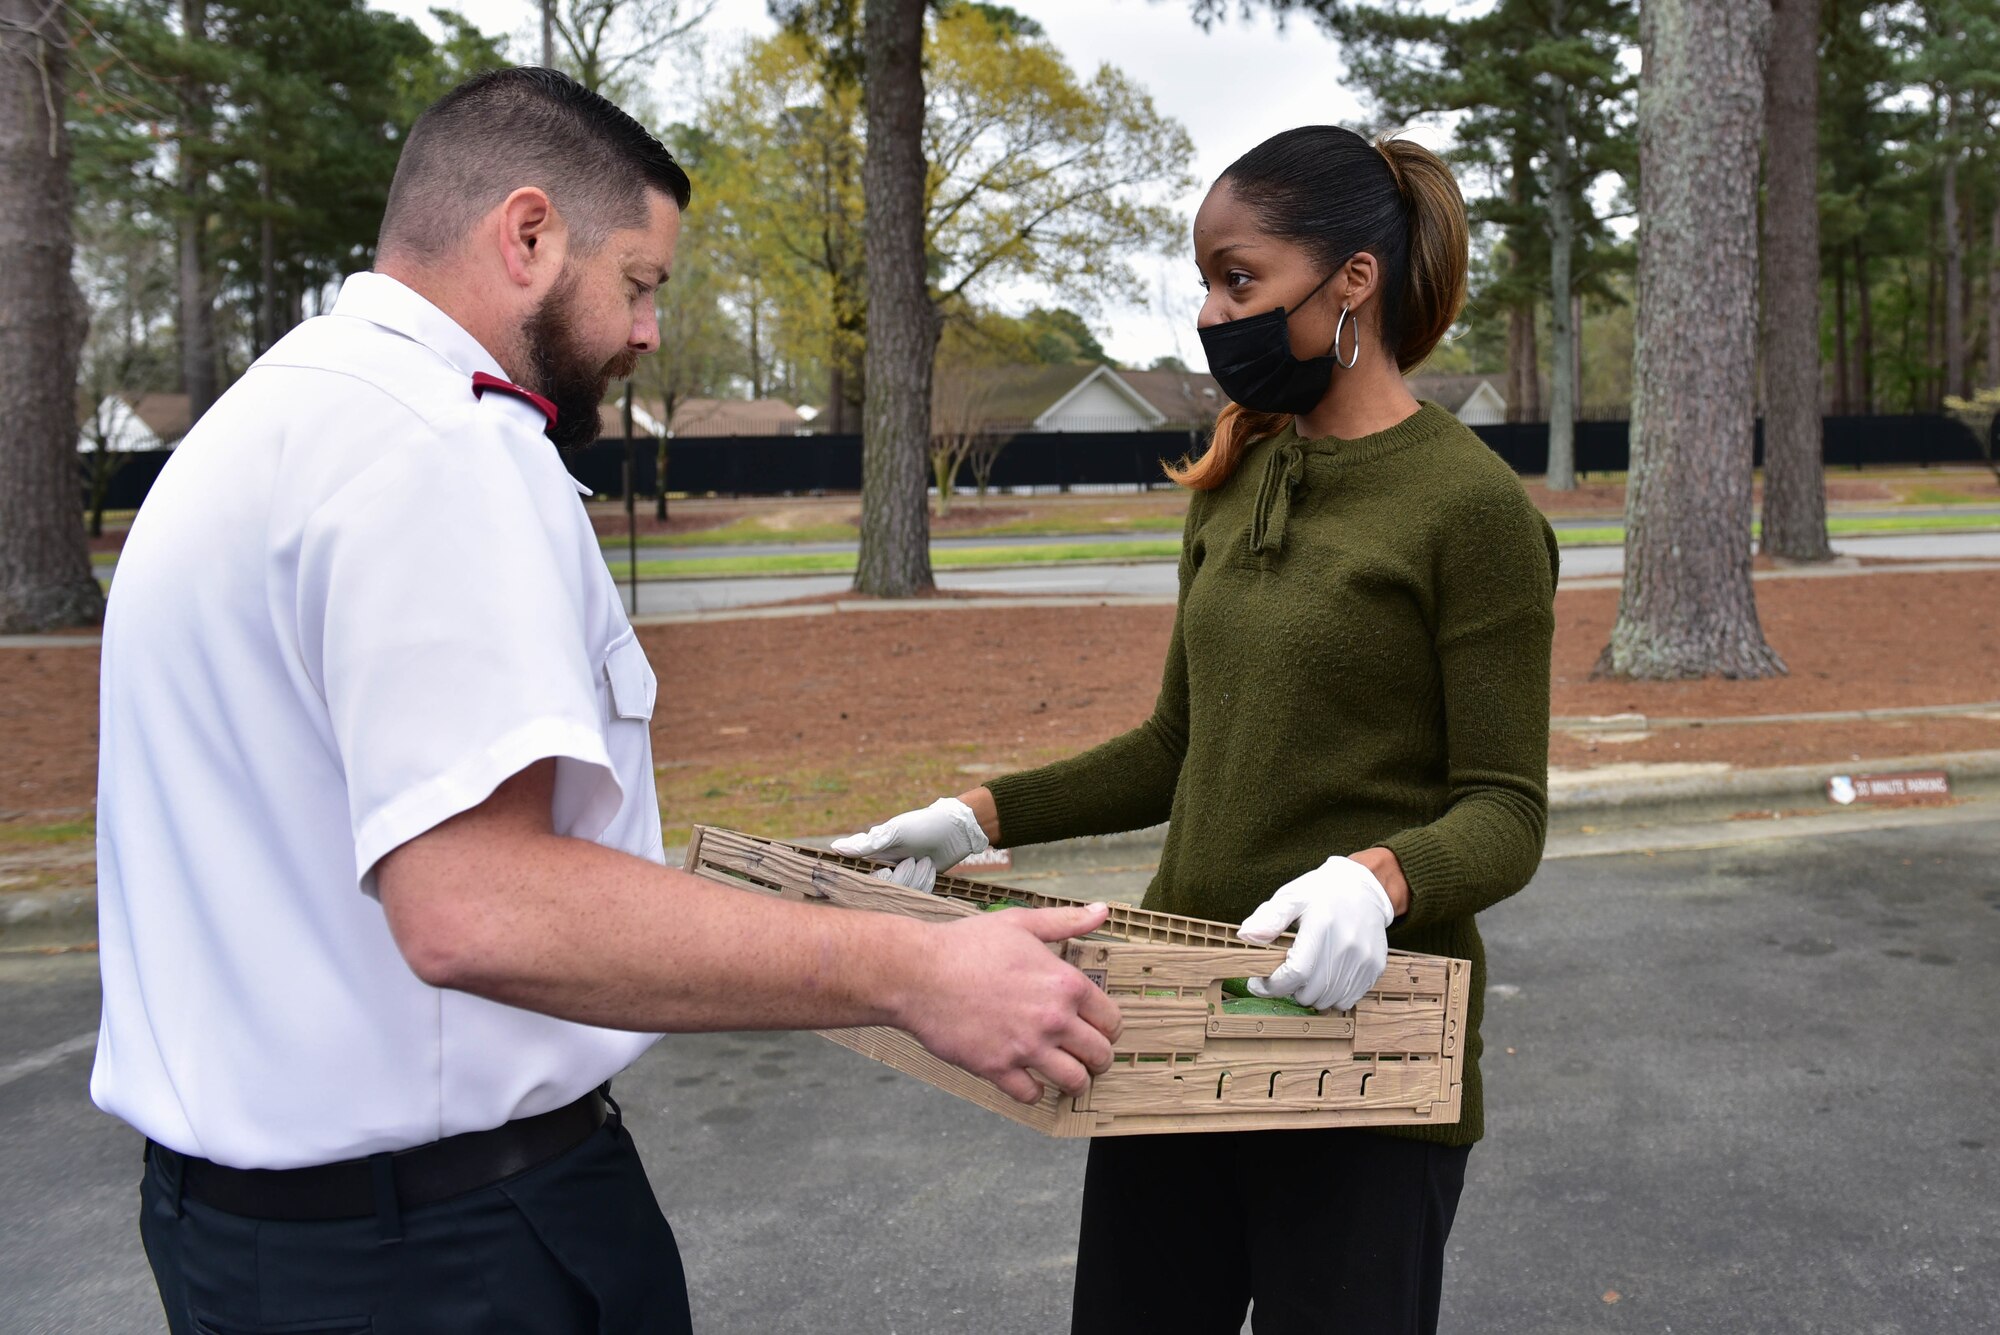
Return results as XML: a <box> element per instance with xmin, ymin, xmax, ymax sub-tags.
<box><xmin>378</xmin><ymin>67</ymin><xmax>692</xmax><ymax>262</ymax></box>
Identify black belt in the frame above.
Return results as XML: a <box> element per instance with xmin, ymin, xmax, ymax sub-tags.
<box><xmin>148</xmin><ymin>1088</ymin><xmax>609</xmax><ymax>1222</ymax></box>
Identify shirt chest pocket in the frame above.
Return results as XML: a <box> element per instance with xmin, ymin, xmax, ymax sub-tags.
<box><xmin>601</xmin><ymin>631</ymin><xmax>657</xmax><ymax>723</ymax></box>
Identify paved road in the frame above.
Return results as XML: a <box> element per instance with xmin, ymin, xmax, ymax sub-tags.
<box><xmin>602</xmin><ymin>530</ymin><xmax>2000</xmax><ymax>617</ymax></box>
<box><xmin>4</xmin><ymin>813</ymin><xmax>1994</xmax><ymax>1333</ymax></box>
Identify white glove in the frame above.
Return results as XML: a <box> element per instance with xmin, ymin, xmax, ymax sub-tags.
<box><xmin>1235</xmin><ymin>856</ymin><xmax>1395</xmax><ymax>1012</ymax></box>
<box><xmin>830</xmin><ymin>797</ymin><xmax>989</xmax><ymax>895</ymax></box>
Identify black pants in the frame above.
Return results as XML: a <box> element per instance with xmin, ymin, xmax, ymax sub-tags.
<box><xmin>1071</xmin><ymin>1129</ymin><xmax>1471</xmax><ymax>1335</ymax></box>
<box><xmin>140</xmin><ymin>1119</ymin><xmax>691</xmax><ymax>1334</ymax></box>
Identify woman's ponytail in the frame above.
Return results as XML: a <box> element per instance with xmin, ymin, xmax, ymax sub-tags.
<box><xmin>1374</xmin><ymin>135</ymin><xmax>1469</xmax><ymax>373</ymax></box>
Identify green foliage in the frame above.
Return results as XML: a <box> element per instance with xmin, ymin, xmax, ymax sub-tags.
<box><xmin>701</xmin><ymin>5</ymin><xmax>1191</xmax><ymax>409</ymax></box>
<box><xmin>69</xmin><ymin>1</ymin><xmax>510</xmax><ymax>388</ymax></box>
<box><xmin>941</xmin><ymin>305</ymin><xmax>1116</xmax><ymax>367</ymax></box>
<box><xmin>1943</xmin><ymin>388</ymin><xmax>2000</xmax><ymax>479</ymax></box>
<box><xmin>1818</xmin><ymin>2</ymin><xmax>2000</xmax><ymax>412</ymax></box>
<box><xmin>1293</xmin><ymin>0</ymin><xmax>1639</xmax><ymax>337</ymax></box>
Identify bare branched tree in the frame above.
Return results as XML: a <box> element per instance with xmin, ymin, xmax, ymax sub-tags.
<box><xmin>550</xmin><ymin>0</ymin><xmax>715</xmax><ymax>98</ymax></box>
<box><xmin>929</xmin><ymin>368</ymin><xmax>1000</xmax><ymax>516</ymax></box>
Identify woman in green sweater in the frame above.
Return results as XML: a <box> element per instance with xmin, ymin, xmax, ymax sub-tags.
<box><xmin>834</xmin><ymin>125</ymin><xmax>1558</xmax><ymax>1334</ymax></box>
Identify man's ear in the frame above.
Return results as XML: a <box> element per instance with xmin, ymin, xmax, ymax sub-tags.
<box><xmin>496</xmin><ymin>186</ymin><xmax>567</xmax><ymax>289</ymax></box>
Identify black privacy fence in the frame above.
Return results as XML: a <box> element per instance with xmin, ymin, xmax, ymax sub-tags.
<box><xmin>86</xmin><ymin>414</ymin><xmax>1989</xmax><ymax>509</ymax></box>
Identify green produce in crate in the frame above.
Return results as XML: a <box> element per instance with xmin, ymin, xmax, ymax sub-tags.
<box><xmin>1219</xmin><ymin>994</ymin><xmax>1320</xmax><ymax>1018</ymax></box>
<box><xmin>979</xmin><ymin>898</ymin><xmax>1031</xmax><ymax>912</ymax></box>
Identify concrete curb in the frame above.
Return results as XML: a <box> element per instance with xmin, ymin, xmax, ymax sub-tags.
<box><xmin>0</xmin><ymin>888</ymin><xmax>96</xmax><ymax>950</ymax></box>
<box><xmin>1546</xmin><ymin>747</ymin><xmax>2000</xmax><ymax>814</ymax></box>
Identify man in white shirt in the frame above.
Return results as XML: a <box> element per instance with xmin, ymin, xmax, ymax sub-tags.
<box><xmin>94</xmin><ymin>67</ymin><xmax>1119</xmax><ymax>1334</ymax></box>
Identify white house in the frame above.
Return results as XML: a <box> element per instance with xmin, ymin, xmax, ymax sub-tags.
<box><xmin>1406</xmin><ymin>374</ymin><xmax>1509</xmax><ymax>425</ymax></box>
<box><xmin>79</xmin><ymin>392</ymin><xmax>191</xmax><ymax>453</ymax></box>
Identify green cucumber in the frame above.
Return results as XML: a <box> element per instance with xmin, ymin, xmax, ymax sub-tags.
<box><xmin>1220</xmin><ymin>995</ymin><xmax>1319</xmax><ymax>1018</ymax></box>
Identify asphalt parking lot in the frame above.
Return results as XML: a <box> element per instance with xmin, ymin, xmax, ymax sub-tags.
<box><xmin>3</xmin><ymin>814</ymin><xmax>1994</xmax><ymax>1333</ymax></box>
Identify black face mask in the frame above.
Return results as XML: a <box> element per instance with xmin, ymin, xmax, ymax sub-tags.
<box><xmin>1198</xmin><ymin>269</ymin><xmax>1342</xmax><ymax>415</ymax></box>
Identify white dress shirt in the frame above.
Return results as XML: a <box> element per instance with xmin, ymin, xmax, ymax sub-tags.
<box><xmin>92</xmin><ymin>272</ymin><xmax>663</xmax><ymax>1170</ymax></box>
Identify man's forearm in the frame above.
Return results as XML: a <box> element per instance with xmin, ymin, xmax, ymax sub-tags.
<box><xmin>387</xmin><ymin>832</ymin><xmax>935</xmax><ymax>1034</ymax></box>
<box><xmin>379</xmin><ymin>760</ymin><xmax>1121</xmax><ymax>1104</ymax></box>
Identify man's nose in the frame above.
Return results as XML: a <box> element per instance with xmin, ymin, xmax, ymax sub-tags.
<box><xmin>631</xmin><ymin>310</ymin><xmax>660</xmax><ymax>354</ymax></box>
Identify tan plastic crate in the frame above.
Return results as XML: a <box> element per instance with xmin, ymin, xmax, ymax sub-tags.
<box><xmin>684</xmin><ymin>827</ymin><xmax>1468</xmax><ymax>1137</ymax></box>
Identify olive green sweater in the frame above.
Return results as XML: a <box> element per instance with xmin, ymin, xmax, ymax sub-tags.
<box><xmin>987</xmin><ymin>403</ymin><xmax>1558</xmax><ymax>1147</ymax></box>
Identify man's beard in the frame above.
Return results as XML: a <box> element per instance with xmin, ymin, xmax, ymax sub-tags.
<box><xmin>522</xmin><ymin>271</ymin><xmax>640</xmax><ymax>452</ymax></box>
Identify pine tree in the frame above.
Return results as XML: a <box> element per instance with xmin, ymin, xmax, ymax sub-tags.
<box><xmin>1760</xmin><ymin>0</ymin><xmax>1834</xmax><ymax>563</ymax></box>
<box><xmin>1596</xmin><ymin>0</ymin><xmax>1785</xmax><ymax>680</ymax></box>
<box><xmin>1</xmin><ymin>0</ymin><xmax>104</xmax><ymax>630</ymax></box>
<box><xmin>1300</xmin><ymin>0</ymin><xmax>1638</xmax><ymax>487</ymax></box>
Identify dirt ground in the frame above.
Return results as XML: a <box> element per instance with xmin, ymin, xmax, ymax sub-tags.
<box><xmin>9</xmin><ymin>568</ymin><xmax>1996</xmax><ymax>869</ymax></box>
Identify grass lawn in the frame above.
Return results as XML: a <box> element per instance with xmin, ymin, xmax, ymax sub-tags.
<box><xmin>610</xmin><ymin>516</ymin><xmax>863</xmax><ymax>548</ymax></box>
<box><xmin>614</xmin><ymin>539</ymin><xmax>1185</xmax><ymax>580</ymax></box>
<box><xmin>0</xmin><ymin>818</ymin><xmax>93</xmax><ymax>852</ymax></box>
<box><xmin>651</xmin><ymin>746</ymin><xmax>1070</xmax><ymax>850</ymax></box>
<box><xmin>601</xmin><ymin>512</ymin><xmax>2000</xmax><ymax>579</ymax></box>
<box><xmin>1820</xmin><ymin>512</ymin><xmax>2000</xmax><ymax>533</ymax></box>
<box><xmin>599</xmin><ymin>504</ymin><xmax>1188</xmax><ymax>549</ymax></box>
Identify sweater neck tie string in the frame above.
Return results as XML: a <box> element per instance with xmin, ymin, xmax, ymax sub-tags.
<box><xmin>1248</xmin><ymin>439</ymin><xmax>1306</xmax><ymax>555</ymax></box>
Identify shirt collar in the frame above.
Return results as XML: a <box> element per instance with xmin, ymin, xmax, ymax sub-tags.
<box><xmin>331</xmin><ymin>271</ymin><xmax>509</xmax><ymax>382</ymax></box>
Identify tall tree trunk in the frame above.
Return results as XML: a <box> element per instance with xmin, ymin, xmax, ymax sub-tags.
<box><xmin>1988</xmin><ymin>198</ymin><xmax>2000</xmax><ymax>388</ymax></box>
<box><xmin>655</xmin><ymin>388</ymin><xmax>674</xmax><ymax>522</ymax></box>
<box><xmin>853</xmin><ymin>0</ymin><xmax>936</xmax><ymax>597</ymax></box>
<box><xmin>1940</xmin><ymin>96</ymin><xmax>1965</xmax><ymax>400</ymax></box>
<box><xmin>1504</xmin><ymin>148</ymin><xmax>1539</xmax><ymax>425</ymax></box>
<box><xmin>1546</xmin><ymin>64</ymin><xmax>1578</xmax><ymax>490</ymax></box>
<box><xmin>1924</xmin><ymin>205</ymin><xmax>1941</xmax><ymax>409</ymax></box>
<box><xmin>1507</xmin><ymin>301</ymin><xmax>1540</xmax><ymax>422</ymax></box>
<box><xmin>177</xmin><ymin>0</ymin><xmax>216</xmax><ymax>418</ymax></box>
<box><xmin>1597</xmin><ymin>0</ymin><xmax>1784</xmax><ymax>679</ymax></box>
<box><xmin>257</xmin><ymin>153</ymin><xmax>276</xmax><ymax>355</ymax></box>
<box><xmin>1760</xmin><ymin>0</ymin><xmax>1831</xmax><ymax>562</ymax></box>
<box><xmin>0</xmin><ymin>0</ymin><xmax>105</xmax><ymax>631</ymax></box>
<box><xmin>1855</xmin><ymin>241</ymin><xmax>1874</xmax><ymax>412</ymax></box>
<box><xmin>1573</xmin><ymin>292</ymin><xmax>1584</xmax><ymax>408</ymax></box>
<box><xmin>1832</xmin><ymin>246</ymin><xmax>1850</xmax><ymax>415</ymax></box>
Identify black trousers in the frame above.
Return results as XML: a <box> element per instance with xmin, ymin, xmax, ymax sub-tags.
<box><xmin>1070</xmin><ymin>1129</ymin><xmax>1471</xmax><ymax>1335</ymax></box>
<box><xmin>140</xmin><ymin>1118</ymin><xmax>691</xmax><ymax>1334</ymax></box>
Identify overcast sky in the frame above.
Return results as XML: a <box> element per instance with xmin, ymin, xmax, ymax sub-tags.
<box><xmin>374</xmin><ymin>0</ymin><xmax>1442</xmax><ymax>371</ymax></box>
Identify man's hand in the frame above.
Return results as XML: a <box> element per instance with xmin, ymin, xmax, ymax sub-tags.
<box><xmin>1236</xmin><ymin>857</ymin><xmax>1395</xmax><ymax>1012</ymax></box>
<box><xmin>832</xmin><ymin>797</ymin><xmax>990</xmax><ymax>893</ymax></box>
<box><xmin>897</xmin><ymin>903</ymin><xmax>1122</xmax><ymax>1104</ymax></box>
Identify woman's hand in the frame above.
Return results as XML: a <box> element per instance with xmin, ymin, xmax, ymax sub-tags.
<box><xmin>1235</xmin><ymin>855</ymin><xmax>1396</xmax><ymax>1011</ymax></box>
<box><xmin>831</xmin><ymin>795</ymin><xmax>991</xmax><ymax>893</ymax></box>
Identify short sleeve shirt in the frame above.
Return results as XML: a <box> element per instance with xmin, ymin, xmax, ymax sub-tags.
<box><xmin>91</xmin><ymin>273</ymin><xmax>663</xmax><ymax>1169</ymax></box>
